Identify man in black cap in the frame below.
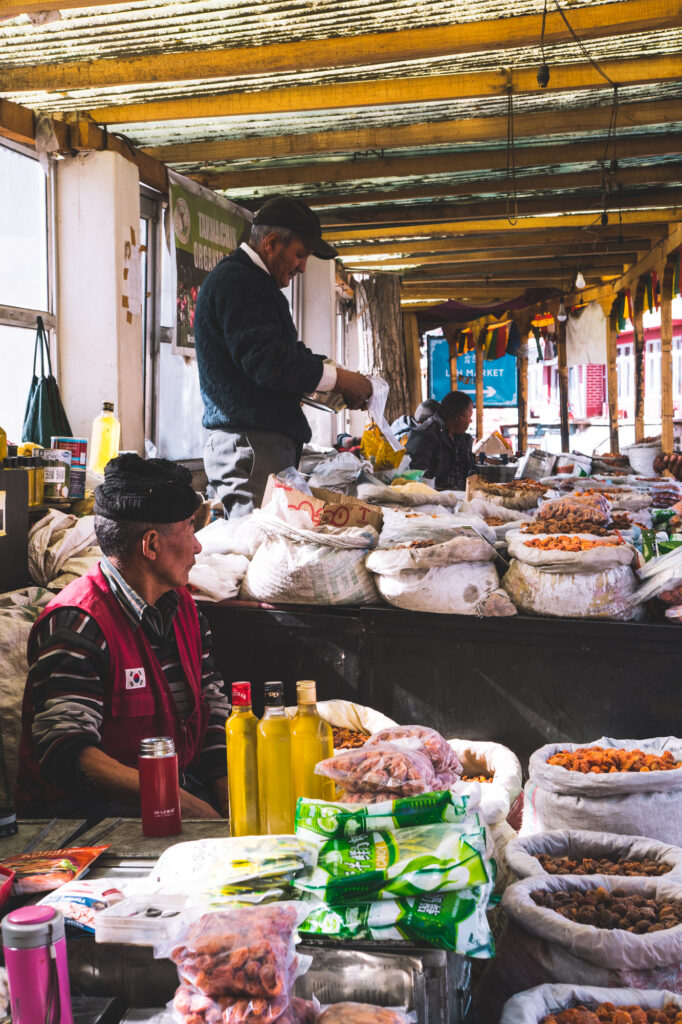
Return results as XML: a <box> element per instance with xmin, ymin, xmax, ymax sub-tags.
<box><xmin>195</xmin><ymin>195</ymin><xmax>373</xmax><ymax>516</ymax></box>
<box><xmin>15</xmin><ymin>454</ymin><xmax>230</xmax><ymax>822</ymax></box>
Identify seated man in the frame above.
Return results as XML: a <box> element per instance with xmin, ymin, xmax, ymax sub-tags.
<box><xmin>405</xmin><ymin>391</ymin><xmax>476</xmax><ymax>491</ymax></box>
<box><xmin>15</xmin><ymin>455</ymin><xmax>230</xmax><ymax>823</ymax></box>
<box><xmin>391</xmin><ymin>399</ymin><xmax>440</xmax><ymax>445</ymax></box>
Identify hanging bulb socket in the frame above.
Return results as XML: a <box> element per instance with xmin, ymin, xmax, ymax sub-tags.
<box><xmin>537</xmin><ymin>63</ymin><xmax>550</xmax><ymax>88</ymax></box>
<box><xmin>557</xmin><ymin>301</ymin><xmax>568</xmax><ymax>322</ymax></box>
<box><xmin>609</xmin><ymin>158</ymin><xmax>619</xmax><ymax>173</ymax></box>
<box><xmin>601</xmin><ymin>211</ymin><xmax>609</xmax><ymax>226</ymax></box>
<box><xmin>575</xmin><ymin>270</ymin><xmax>586</xmax><ymax>291</ymax></box>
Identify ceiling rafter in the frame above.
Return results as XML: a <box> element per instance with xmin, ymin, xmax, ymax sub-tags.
<box><xmin>193</xmin><ymin>134</ymin><xmax>682</xmax><ymax>190</ymax></box>
<box><xmin>142</xmin><ymin>99</ymin><xmax>681</xmax><ymax>165</ymax></box>
<box><xmin>3</xmin><ymin>0</ymin><xmax>677</xmax><ymax>94</ymax></box>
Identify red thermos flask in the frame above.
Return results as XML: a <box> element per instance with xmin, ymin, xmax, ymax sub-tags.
<box><xmin>138</xmin><ymin>736</ymin><xmax>182</xmax><ymax>838</ymax></box>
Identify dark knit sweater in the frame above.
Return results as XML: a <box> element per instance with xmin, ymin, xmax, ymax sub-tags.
<box><xmin>194</xmin><ymin>247</ymin><xmax>325</xmax><ymax>443</ymax></box>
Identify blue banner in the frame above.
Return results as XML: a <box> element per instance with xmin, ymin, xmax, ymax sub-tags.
<box><xmin>428</xmin><ymin>335</ymin><xmax>518</xmax><ymax>408</ymax></box>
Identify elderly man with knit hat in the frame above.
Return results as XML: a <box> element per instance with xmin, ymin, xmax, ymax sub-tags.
<box><xmin>15</xmin><ymin>455</ymin><xmax>230</xmax><ymax>822</ymax></box>
<box><xmin>195</xmin><ymin>195</ymin><xmax>373</xmax><ymax>517</ymax></box>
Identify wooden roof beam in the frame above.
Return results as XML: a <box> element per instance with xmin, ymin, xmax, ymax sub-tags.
<box><xmin>6</xmin><ymin>0</ymin><xmax>677</xmax><ymax>95</ymax></box>
<box><xmin>576</xmin><ymin>221</ymin><xmax>682</xmax><ymax>302</ymax></box>
<box><xmin>343</xmin><ymin>252</ymin><xmax>639</xmax><ymax>270</ymax></box>
<box><xmin>197</xmin><ymin>134</ymin><xmax>682</xmax><ymax>190</ymax></box>
<box><xmin>144</xmin><ymin>99</ymin><xmax>681</xmax><ymax>165</ymax></box>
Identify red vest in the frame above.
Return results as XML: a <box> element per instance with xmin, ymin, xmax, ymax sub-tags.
<box><xmin>15</xmin><ymin>565</ymin><xmax>208</xmax><ymax>810</ymax></box>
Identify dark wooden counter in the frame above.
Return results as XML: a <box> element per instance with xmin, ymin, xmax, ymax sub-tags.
<box><xmin>202</xmin><ymin>601</ymin><xmax>682</xmax><ymax>769</ymax></box>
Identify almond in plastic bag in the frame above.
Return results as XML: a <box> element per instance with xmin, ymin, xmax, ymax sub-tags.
<box><xmin>315</xmin><ymin>743</ymin><xmax>437</xmax><ymax>796</ymax></box>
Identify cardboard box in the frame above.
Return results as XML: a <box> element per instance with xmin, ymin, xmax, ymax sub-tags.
<box><xmin>261</xmin><ymin>475</ymin><xmax>383</xmax><ymax>531</ymax></box>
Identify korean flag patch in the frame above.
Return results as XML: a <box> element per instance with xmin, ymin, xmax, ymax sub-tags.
<box><xmin>125</xmin><ymin>668</ymin><xmax>147</xmax><ymax>690</ymax></box>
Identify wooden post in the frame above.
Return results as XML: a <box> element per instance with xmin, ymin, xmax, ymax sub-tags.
<box><xmin>557</xmin><ymin>318</ymin><xmax>570</xmax><ymax>452</ymax></box>
<box><xmin>355</xmin><ymin>274</ymin><xmax>410</xmax><ymax>422</ymax></box>
<box><xmin>606</xmin><ymin>303</ymin><xmax>620</xmax><ymax>454</ymax></box>
<box><xmin>402</xmin><ymin>311</ymin><xmax>422</xmax><ymax>414</ymax></box>
<box><xmin>475</xmin><ymin>331</ymin><xmax>484</xmax><ymax>440</ymax></box>
<box><xmin>661</xmin><ymin>259</ymin><xmax>675</xmax><ymax>453</ymax></box>
<box><xmin>443</xmin><ymin>322</ymin><xmax>458</xmax><ymax>392</ymax></box>
<box><xmin>633</xmin><ymin>280</ymin><xmax>646</xmax><ymax>443</ymax></box>
<box><xmin>449</xmin><ymin>349</ymin><xmax>458</xmax><ymax>391</ymax></box>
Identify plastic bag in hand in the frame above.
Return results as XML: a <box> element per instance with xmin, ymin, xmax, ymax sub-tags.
<box><xmin>364</xmin><ymin>725</ymin><xmax>463</xmax><ymax>778</ymax></box>
<box><xmin>315</xmin><ymin>743</ymin><xmax>437</xmax><ymax>796</ymax></box>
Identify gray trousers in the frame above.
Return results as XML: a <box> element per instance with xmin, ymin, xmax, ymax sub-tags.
<box><xmin>204</xmin><ymin>428</ymin><xmax>302</xmax><ymax>518</ymax></box>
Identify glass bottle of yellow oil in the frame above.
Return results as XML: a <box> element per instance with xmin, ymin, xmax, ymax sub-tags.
<box><xmin>88</xmin><ymin>401</ymin><xmax>121</xmax><ymax>475</ymax></box>
<box><xmin>257</xmin><ymin>682</ymin><xmax>295</xmax><ymax>834</ymax></box>
<box><xmin>225</xmin><ymin>681</ymin><xmax>260</xmax><ymax>836</ymax></box>
<box><xmin>291</xmin><ymin>680</ymin><xmax>334</xmax><ymax>803</ymax></box>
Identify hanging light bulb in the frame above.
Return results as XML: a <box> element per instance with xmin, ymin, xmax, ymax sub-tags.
<box><xmin>557</xmin><ymin>301</ymin><xmax>568</xmax><ymax>322</ymax></box>
<box><xmin>575</xmin><ymin>270</ymin><xmax>586</xmax><ymax>290</ymax></box>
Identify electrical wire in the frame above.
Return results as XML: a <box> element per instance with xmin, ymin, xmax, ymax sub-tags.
<box><xmin>506</xmin><ymin>86</ymin><xmax>518</xmax><ymax>226</ymax></box>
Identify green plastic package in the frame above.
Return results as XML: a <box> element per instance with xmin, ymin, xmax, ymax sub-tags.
<box><xmin>294</xmin><ymin>791</ymin><xmax>475</xmax><ymax>843</ymax></box>
<box><xmin>294</xmin><ymin>823</ymin><xmax>492</xmax><ymax>903</ymax></box>
<box><xmin>299</xmin><ymin>889</ymin><xmax>495</xmax><ymax>958</ymax></box>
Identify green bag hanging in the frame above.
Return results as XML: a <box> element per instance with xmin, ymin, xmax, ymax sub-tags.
<box><xmin>21</xmin><ymin>316</ymin><xmax>73</xmax><ymax>447</ymax></box>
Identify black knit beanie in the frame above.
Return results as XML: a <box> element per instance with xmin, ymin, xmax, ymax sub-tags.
<box><xmin>94</xmin><ymin>453</ymin><xmax>201</xmax><ymax>523</ymax></box>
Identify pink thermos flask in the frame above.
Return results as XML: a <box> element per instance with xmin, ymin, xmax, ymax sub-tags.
<box><xmin>2</xmin><ymin>905</ymin><xmax>74</xmax><ymax>1023</ymax></box>
<box><xmin>138</xmin><ymin>735</ymin><xmax>182</xmax><ymax>837</ymax></box>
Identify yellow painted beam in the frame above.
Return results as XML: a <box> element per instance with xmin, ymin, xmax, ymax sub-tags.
<box><xmin>1</xmin><ymin>0</ymin><xmax>113</xmax><ymax>17</ymax></box>
<box><xmin>0</xmin><ymin>95</ymin><xmax>68</xmax><ymax>147</ymax></box>
<box><xmin>143</xmin><ymin>99</ymin><xmax>681</xmax><ymax>165</ymax></box>
<box><xmin>337</xmin><ymin>225</ymin><xmax>665</xmax><ymax>257</ymax></box>
<box><xmin>344</xmin><ymin>252</ymin><xmax>636</xmax><ymax>270</ymax></box>
<box><xmin>326</xmin><ymin>209</ymin><xmax>682</xmax><ymax>243</ymax></box>
<box><xmin>197</xmin><ymin>134</ymin><xmax>682</xmax><ymax>190</ymax></box>
<box><xmin>6</xmin><ymin>0</ymin><xmax>678</xmax><ymax>95</ymax></box>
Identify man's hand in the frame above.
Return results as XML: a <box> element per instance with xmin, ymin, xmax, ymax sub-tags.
<box><xmin>336</xmin><ymin>368</ymin><xmax>373</xmax><ymax>410</ymax></box>
<box><xmin>180</xmin><ymin>788</ymin><xmax>222</xmax><ymax>820</ymax></box>
<box><xmin>654</xmin><ymin>452</ymin><xmax>682</xmax><ymax>481</ymax></box>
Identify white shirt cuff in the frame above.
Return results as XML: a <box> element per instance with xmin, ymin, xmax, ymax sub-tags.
<box><xmin>317</xmin><ymin>362</ymin><xmax>338</xmax><ymax>392</ymax></box>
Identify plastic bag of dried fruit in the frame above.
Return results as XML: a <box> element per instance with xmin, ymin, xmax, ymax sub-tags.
<box><xmin>364</xmin><ymin>725</ymin><xmax>463</xmax><ymax>779</ymax></box>
<box><xmin>471</xmin><ymin>875</ymin><xmax>682</xmax><ymax>1023</ymax></box>
<box><xmin>155</xmin><ymin>903</ymin><xmax>311</xmax><ymax>1003</ymax></box>
<box><xmin>521</xmin><ymin>737</ymin><xmax>682</xmax><ymax>845</ymax></box>
<box><xmin>169</xmin><ymin>985</ymin><xmax>318</xmax><ymax>1024</ymax></box>
<box><xmin>506</xmin><ymin>829</ymin><xmax>682</xmax><ymax>883</ymax></box>
<box><xmin>316</xmin><ymin>1005</ymin><xmax>416</xmax><ymax>1024</ymax></box>
<box><xmin>499</xmin><ymin>983</ymin><xmax>682</xmax><ymax>1024</ymax></box>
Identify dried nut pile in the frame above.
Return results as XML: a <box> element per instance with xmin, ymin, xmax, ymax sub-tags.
<box><xmin>548</xmin><ymin>747</ymin><xmax>682</xmax><ymax>773</ymax></box>
<box><xmin>522</xmin><ymin>514</ymin><xmax>631</xmax><ymax>536</ymax></box>
<box><xmin>524</xmin><ymin>537</ymin><xmax>623</xmax><ymax>552</ymax></box>
<box><xmin>537</xmin><ymin>854</ymin><xmax>672</xmax><ymax>877</ymax></box>
<box><xmin>530</xmin><ymin>886</ymin><xmax>682</xmax><ymax>932</ymax></box>
<box><xmin>332</xmin><ymin>727</ymin><xmax>368</xmax><ymax>750</ymax></box>
<box><xmin>540</xmin><ymin>1001</ymin><xmax>682</xmax><ymax>1023</ymax></box>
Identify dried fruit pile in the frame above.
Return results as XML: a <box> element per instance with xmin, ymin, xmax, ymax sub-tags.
<box><xmin>530</xmin><ymin>885</ymin><xmax>682</xmax><ymax>932</ymax></box>
<box><xmin>395</xmin><ymin>539</ymin><xmax>437</xmax><ymax>549</ymax></box>
<box><xmin>522</xmin><ymin>513</ymin><xmax>631</xmax><ymax>536</ymax></box>
<box><xmin>462</xmin><ymin>774</ymin><xmax>493</xmax><ymax>783</ymax></box>
<box><xmin>540</xmin><ymin>1000</ymin><xmax>682</xmax><ymax>1023</ymax></box>
<box><xmin>332</xmin><ymin>726</ymin><xmax>368</xmax><ymax>750</ymax></box>
<box><xmin>547</xmin><ymin>747</ymin><xmax>681</xmax><ymax>773</ymax></box>
<box><xmin>524</xmin><ymin>537</ymin><xmax>623</xmax><ymax>552</ymax></box>
<box><xmin>536</xmin><ymin>494</ymin><xmax>612</xmax><ymax>527</ymax></box>
<box><xmin>537</xmin><ymin>853</ymin><xmax>671</xmax><ymax>876</ymax></box>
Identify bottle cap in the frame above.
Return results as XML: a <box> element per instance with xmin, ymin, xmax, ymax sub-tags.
<box><xmin>102</xmin><ymin>401</ymin><xmax>114</xmax><ymax>412</ymax></box>
<box><xmin>296</xmin><ymin>680</ymin><xmax>317</xmax><ymax>704</ymax></box>
<box><xmin>264</xmin><ymin>682</ymin><xmax>285</xmax><ymax>707</ymax></box>
<box><xmin>139</xmin><ymin>737</ymin><xmax>176</xmax><ymax>757</ymax></box>
<box><xmin>232</xmin><ymin>681</ymin><xmax>252</xmax><ymax>706</ymax></box>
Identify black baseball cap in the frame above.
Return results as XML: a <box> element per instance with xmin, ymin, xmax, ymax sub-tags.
<box><xmin>253</xmin><ymin>196</ymin><xmax>338</xmax><ymax>260</ymax></box>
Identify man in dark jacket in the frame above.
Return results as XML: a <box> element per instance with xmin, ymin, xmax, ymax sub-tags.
<box><xmin>405</xmin><ymin>391</ymin><xmax>476</xmax><ymax>490</ymax></box>
<box><xmin>194</xmin><ymin>196</ymin><xmax>372</xmax><ymax>516</ymax></box>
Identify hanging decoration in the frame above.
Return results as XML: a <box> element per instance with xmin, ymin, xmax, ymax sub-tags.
<box><xmin>615</xmin><ymin>289</ymin><xmax>634</xmax><ymax>331</ymax></box>
<box><xmin>643</xmin><ymin>270</ymin><xmax>661</xmax><ymax>314</ymax></box>
<box><xmin>478</xmin><ymin>320</ymin><xmax>522</xmax><ymax>360</ymax></box>
<box><xmin>456</xmin><ymin>328</ymin><xmax>475</xmax><ymax>354</ymax></box>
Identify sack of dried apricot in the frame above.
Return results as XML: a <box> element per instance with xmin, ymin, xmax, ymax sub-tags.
<box><xmin>521</xmin><ymin>738</ymin><xmax>682</xmax><ymax>846</ymax></box>
<box><xmin>498</xmin><ymin>983</ymin><xmax>682</xmax><ymax>1024</ymax></box>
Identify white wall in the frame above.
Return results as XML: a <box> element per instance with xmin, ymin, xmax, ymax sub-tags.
<box><xmin>299</xmin><ymin>255</ymin><xmax>338</xmax><ymax>447</ymax></box>
<box><xmin>56</xmin><ymin>150</ymin><xmax>143</xmax><ymax>453</ymax></box>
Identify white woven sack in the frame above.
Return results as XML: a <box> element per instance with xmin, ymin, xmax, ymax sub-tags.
<box><xmin>285</xmin><ymin>699</ymin><xmax>397</xmax><ymax>736</ymax></box>
<box><xmin>447</xmin><ymin>738</ymin><xmax>523</xmax><ymax>826</ymax></box>
<box><xmin>502</xmin><ymin>559</ymin><xmax>641</xmax><ymax>619</ymax></box>
<box><xmin>521</xmin><ymin>737</ymin><xmax>682</xmax><ymax>844</ymax></box>
<box><xmin>356</xmin><ymin>481</ymin><xmax>461</xmax><ymax>508</ymax></box>
<box><xmin>366</xmin><ymin>534</ymin><xmax>495</xmax><ymax>574</ymax></box>
<box><xmin>241</xmin><ymin>516</ymin><xmax>379</xmax><ymax>606</ymax></box>
<box><xmin>371</xmin><ymin>561</ymin><xmax>514</xmax><ymax>616</ymax></box>
<box><xmin>624</xmin><ymin>440</ymin><xmax>662</xmax><ymax>477</ymax></box>
<box><xmin>376</xmin><ymin>506</ymin><xmax>496</xmax><ymax>548</ymax></box>
<box><xmin>506</xmin><ymin>828</ymin><xmax>682</xmax><ymax>882</ymax></box>
<box><xmin>501</xmin><ymin>875</ymin><xmax>682</xmax><ymax>995</ymax></box>
<box><xmin>507</xmin><ymin>531</ymin><xmax>636</xmax><ymax>572</ymax></box>
<box><xmin>499</xmin><ymin>984</ymin><xmax>682</xmax><ymax>1024</ymax></box>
